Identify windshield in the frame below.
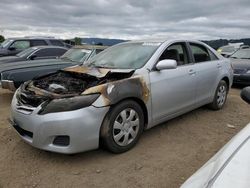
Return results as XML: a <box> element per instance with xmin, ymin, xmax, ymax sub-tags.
<box><xmin>16</xmin><ymin>47</ymin><xmax>37</xmax><ymax>57</ymax></box>
<box><xmin>61</xmin><ymin>48</ymin><xmax>92</xmax><ymax>62</ymax></box>
<box><xmin>1</xmin><ymin>39</ymin><xmax>13</xmax><ymax>48</ymax></box>
<box><xmin>87</xmin><ymin>42</ymin><xmax>160</xmax><ymax>69</ymax></box>
<box><xmin>221</xmin><ymin>46</ymin><xmax>237</xmax><ymax>53</ymax></box>
<box><xmin>231</xmin><ymin>49</ymin><xmax>250</xmax><ymax>59</ymax></box>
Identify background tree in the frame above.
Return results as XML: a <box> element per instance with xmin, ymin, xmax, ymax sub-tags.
<box><xmin>74</xmin><ymin>37</ymin><xmax>82</xmax><ymax>45</ymax></box>
<box><xmin>0</xmin><ymin>35</ymin><xmax>5</xmax><ymax>43</ymax></box>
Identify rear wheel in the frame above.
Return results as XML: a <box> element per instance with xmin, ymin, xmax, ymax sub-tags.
<box><xmin>100</xmin><ymin>100</ymin><xmax>144</xmax><ymax>153</ymax></box>
<box><xmin>208</xmin><ymin>80</ymin><xmax>228</xmax><ymax>110</ymax></box>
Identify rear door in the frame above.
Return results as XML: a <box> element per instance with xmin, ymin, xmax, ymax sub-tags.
<box><xmin>150</xmin><ymin>42</ymin><xmax>197</xmax><ymax>123</ymax></box>
<box><xmin>188</xmin><ymin>42</ymin><xmax>221</xmax><ymax>105</ymax></box>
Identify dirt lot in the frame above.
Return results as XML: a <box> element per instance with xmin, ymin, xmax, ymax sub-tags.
<box><xmin>0</xmin><ymin>88</ymin><xmax>249</xmax><ymax>188</ymax></box>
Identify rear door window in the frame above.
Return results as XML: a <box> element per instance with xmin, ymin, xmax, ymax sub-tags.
<box><xmin>31</xmin><ymin>40</ymin><xmax>47</xmax><ymax>46</ymax></box>
<box><xmin>34</xmin><ymin>48</ymin><xmax>66</xmax><ymax>58</ymax></box>
<box><xmin>189</xmin><ymin>43</ymin><xmax>211</xmax><ymax>63</ymax></box>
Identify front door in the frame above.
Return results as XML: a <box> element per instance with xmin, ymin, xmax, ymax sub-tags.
<box><xmin>150</xmin><ymin>42</ymin><xmax>197</xmax><ymax>123</ymax></box>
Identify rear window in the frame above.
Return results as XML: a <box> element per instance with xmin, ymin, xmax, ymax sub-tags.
<box><xmin>49</xmin><ymin>40</ymin><xmax>64</xmax><ymax>47</ymax></box>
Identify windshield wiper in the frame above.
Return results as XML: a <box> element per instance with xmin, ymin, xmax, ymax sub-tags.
<box><xmin>93</xmin><ymin>65</ymin><xmax>115</xmax><ymax>69</ymax></box>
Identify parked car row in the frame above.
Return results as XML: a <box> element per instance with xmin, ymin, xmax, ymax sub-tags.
<box><xmin>0</xmin><ymin>46</ymin><xmax>68</xmax><ymax>64</ymax></box>
<box><xmin>0</xmin><ymin>37</ymin><xmax>71</xmax><ymax>57</ymax></box>
<box><xmin>0</xmin><ymin>45</ymin><xmax>107</xmax><ymax>91</ymax></box>
<box><xmin>8</xmin><ymin>39</ymin><xmax>233</xmax><ymax>154</ymax></box>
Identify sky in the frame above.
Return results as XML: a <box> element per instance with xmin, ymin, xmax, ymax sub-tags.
<box><xmin>0</xmin><ymin>0</ymin><xmax>250</xmax><ymax>40</ymax></box>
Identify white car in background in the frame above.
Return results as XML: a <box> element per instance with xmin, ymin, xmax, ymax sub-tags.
<box><xmin>181</xmin><ymin>87</ymin><xmax>250</xmax><ymax>188</ymax></box>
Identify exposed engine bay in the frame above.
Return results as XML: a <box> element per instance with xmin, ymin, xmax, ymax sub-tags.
<box><xmin>16</xmin><ymin>66</ymin><xmax>145</xmax><ymax>109</ymax></box>
<box><xmin>33</xmin><ymin>71</ymin><xmax>101</xmax><ymax>95</ymax></box>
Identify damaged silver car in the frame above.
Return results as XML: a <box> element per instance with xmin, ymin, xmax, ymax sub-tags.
<box><xmin>10</xmin><ymin>39</ymin><xmax>233</xmax><ymax>154</ymax></box>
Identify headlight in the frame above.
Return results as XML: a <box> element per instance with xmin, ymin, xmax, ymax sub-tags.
<box><xmin>39</xmin><ymin>94</ymin><xmax>100</xmax><ymax>115</ymax></box>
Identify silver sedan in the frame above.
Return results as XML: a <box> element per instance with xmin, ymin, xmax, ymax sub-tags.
<box><xmin>10</xmin><ymin>39</ymin><xmax>233</xmax><ymax>154</ymax></box>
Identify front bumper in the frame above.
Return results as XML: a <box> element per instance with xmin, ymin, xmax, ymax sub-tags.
<box><xmin>1</xmin><ymin>80</ymin><xmax>16</xmax><ymax>91</ymax></box>
<box><xmin>10</xmin><ymin>93</ymin><xmax>109</xmax><ymax>154</ymax></box>
<box><xmin>233</xmin><ymin>74</ymin><xmax>250</xmax><ymax>85</ymax></box>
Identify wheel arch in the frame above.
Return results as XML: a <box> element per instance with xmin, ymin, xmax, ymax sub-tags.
<box><xmin>99</xmin><ymin>97</ymin><xmax>149</xmax><ymax>140</ymax></box>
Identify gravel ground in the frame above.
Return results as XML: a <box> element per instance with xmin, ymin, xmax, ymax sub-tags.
<box><xmin>0</xmin><ymin>88</ymin><xmax>249</xmax><ymax>188</ymax></box>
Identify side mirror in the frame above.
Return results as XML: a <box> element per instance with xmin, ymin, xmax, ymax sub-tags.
<box><xmin>29</xmin><ymin>54</ymin><xmax>37</xmax><ymax>60</ymax></box>
<box><xmin>241</xmin><ymin>87</ymin><xmax>250</xmax><ymax>104</ymax></box>
<box><xmin>9</xmin><ymin>47</ymin><xmax>16</xmax><ymax>51</ymax></box>
<box><xmin>156</xmin><ymin>59</ymin><xmax>177</xmax><ymax>70</ymax></box>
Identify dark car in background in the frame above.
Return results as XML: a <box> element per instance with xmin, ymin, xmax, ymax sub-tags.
<box><xmin>0</xmin><ymin>45</ymin><xmax>108</xmax><ymax>91</ymax></box>
<box><xmin>0</xmin><ymin>37</ymin><xmax>71</xmax><ymax>57</ymax></box>
<box><xmin>231</xmin><ymin>48</ymin><xmax>250</xmax><ymax>85</ymax></box>
<box><xmin>0</xmin><ymin>46</ymin><xmax>68</xmax><ymax>64</ymax></box>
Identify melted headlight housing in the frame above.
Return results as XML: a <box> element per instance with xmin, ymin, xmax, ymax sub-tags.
<box><xmin>39</xmin><ymin>94</ymin><xmax>100</xmax><ymax>115</ymax></box>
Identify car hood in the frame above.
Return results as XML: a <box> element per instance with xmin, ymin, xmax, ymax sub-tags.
<box><xmin>0</xmin><ymin>56</ymin><xmax>22</xmax><ymax>64</ymax></box>
<box><xmin>231</xmin><ymin>58</ymin><xmax>250</xmax><ymax>70</ymax></box>
<box><xmin>63</xmin><ymin>65</ymin><xmax>135</xmax><ymax>78</ymax></box>
<box><xmin>181</xmin><ymin>123</ymin><xmax>250</xmax><ymax>188</ymax></box>
<box><xmin>0</xmin><ymin>58</ymin><xmax>68</xmax><ymax>73</ymax></box>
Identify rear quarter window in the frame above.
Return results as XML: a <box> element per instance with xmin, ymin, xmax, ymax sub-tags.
<box><xmin>49</xmin><ymin>40</ymin><xmax>64</xmax><ymax>47</ymax></box>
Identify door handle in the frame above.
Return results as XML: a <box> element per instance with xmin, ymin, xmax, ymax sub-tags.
<box><xmin>217</xmin><ymin>63</ymin><xmax>222</xmax><ymax>68</ymax></box>
<box><xmin>188</xmin><ymin>69</ymin><xmax>196</xmax><ymax>75</ymax></box>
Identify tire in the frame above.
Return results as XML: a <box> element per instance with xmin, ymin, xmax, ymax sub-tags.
<box><xmin>100</xmin><ymin>100</ymin><xmax>144</xmax><ymax>153</ymax></box>
<box><xmin>208</xmin><ymin>80</ymin><xmax>228</xmax><ymax>110</ymax></box>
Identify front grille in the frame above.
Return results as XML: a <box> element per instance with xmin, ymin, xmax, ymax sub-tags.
<box><xmin>13</xmin><ymin>123</ymin><xmax>33</xmax><ymax>138</ymax></box>
<box><xmin>234</xmin><ymin>69</ymin><xmax>247</xmax><ymax>74</ymax></box>
<box><xmin>17</xmin><ymin>92</ymin><xmax>45</xmax><ymax>107</ymax></box>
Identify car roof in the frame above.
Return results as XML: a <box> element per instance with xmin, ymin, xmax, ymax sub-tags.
<box><xmin>8</xmin><ymin>37</ymin><xmax>61</xmax><ymax>40</ymax></box>
<box><xmin>124</xmin><ymin>38</ymin><xmax>205</xmax><ymax>44</ymax></box>
<box><xmin>32</xmin><ymin>46</ymin><xmax>68</xmax><ymax>50</ymax></box>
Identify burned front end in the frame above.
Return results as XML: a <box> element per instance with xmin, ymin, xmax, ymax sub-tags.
<box><xmin>10</xmin><ymin>66</ymin><xmax>149</xmax><ymax>153</ymax></box>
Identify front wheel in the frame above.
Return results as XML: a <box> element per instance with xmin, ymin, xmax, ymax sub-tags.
<box><xmin>208</xmin><ymin>80</ymin><xmax>228</xmax><ymax>110</ymax></box>
<box><xmin>100</xmin><ymin>100</ymin><xmax>144</xmax><ymax>153</ymax></box>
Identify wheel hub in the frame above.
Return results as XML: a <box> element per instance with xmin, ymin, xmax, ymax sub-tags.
<box><xmin>113</xmin><ymin>108</ymin><xmax>140</xmax><ymax>146</ymax></box>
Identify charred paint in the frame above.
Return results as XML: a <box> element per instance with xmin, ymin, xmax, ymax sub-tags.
<box><xmin>82</xmin><ymin>76</ymin><xmax>150</xmax><ymax>106</ymax></box>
